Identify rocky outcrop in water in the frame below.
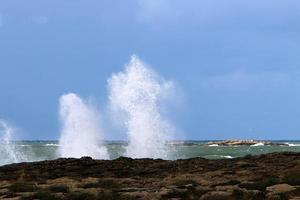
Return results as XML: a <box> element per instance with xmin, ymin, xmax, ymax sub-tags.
<box><xmin>1</xmin><ymin>152</ymin><xmax>300</xmax><ymax>199</ymax></box>
<box><xmin>207</xmin><ymin>140</ymin><xmax>286</xmax><ymax>146</ymax></box>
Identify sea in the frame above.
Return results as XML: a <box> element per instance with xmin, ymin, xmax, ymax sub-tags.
<box><xmin>1</xmin><ymin>140</ymin><xmax>300</xmax><ymax>166</ymax></box>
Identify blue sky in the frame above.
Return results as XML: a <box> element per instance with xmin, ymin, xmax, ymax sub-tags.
<box><xmin>1</xmin><ymin>0</ymin><xmax>300</xmax><ymax>140</ymax></box>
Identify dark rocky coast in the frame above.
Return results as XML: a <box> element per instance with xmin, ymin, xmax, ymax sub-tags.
<box><xmin>1</xmin><ymin>152</ymin><xmax>300</xmax><ymax>200</ymax></box>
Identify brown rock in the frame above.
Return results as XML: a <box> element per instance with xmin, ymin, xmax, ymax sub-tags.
<box><xmin>200</xmin><ymin>191</ymin><xmax>233</xmax><ymax>200</ymax></box>
<box><xmin>266</xmin><ymin>184</ymin><xmax>296</xmax><ymax>195</ymax></box>
<box><xmin>0</xmin><ymin>152</ymin><xmax>299</xmax><ymax>199</ymax></box>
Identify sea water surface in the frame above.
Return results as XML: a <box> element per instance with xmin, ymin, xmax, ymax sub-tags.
<box><xmin>1</xmin><ymin>140</ymin><xmax>300</xmax><ymax>166</ymax></box>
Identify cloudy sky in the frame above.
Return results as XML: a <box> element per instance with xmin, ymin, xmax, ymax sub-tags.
<box><xmin>1</xmin><ymin>0</ymin><xmax>300</xmax><ymax>139</ymax></box>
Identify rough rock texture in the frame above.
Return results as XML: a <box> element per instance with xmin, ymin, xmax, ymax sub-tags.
<box><xmin>1</xmin><ymin>152</ymin><xmax>300</xmax><ymax>199</ymax></box>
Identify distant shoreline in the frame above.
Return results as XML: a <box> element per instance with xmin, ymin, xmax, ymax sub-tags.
<box><xmin>8</xmin><ymin>139</ymin><xmax>300</xmax><ymax>142</ymax></box>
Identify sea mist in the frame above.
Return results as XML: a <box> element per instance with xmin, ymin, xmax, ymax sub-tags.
<box><xmin>0</xmin><ymin>120</ymin><xmax>25</xmax><ymax>165</ymax></box>
<box><xmin>58</xmin><ymin>93</ymin><xmax>109</xmax><ymax>159</ymax></box>
<box><xmin>108</xmin><ymin>55</ymin><xmax>174</xmax><ymax>159</ymax></box>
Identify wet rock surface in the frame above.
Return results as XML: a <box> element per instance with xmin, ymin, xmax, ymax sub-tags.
<box><xmin>1</xmin><ymin>152</ymin><xmax>300</xmax><ymax>199</ymax></box>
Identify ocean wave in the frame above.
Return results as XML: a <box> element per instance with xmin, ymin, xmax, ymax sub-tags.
<box><xmin>205</xmin><ymin>155</ymin><xmax>234</xmax><ymax>159</ymax></box>
<box><xmin>222</xmin><ymin>155</ymin><xmax>233</xmax><ymax>159</ymax></box>
<box><xmin>285</xmin><ymin>143</ymin><xmax>300</xmax><ymax>147</ymax></box>
<box><xmin>44</xmin><ymin>144</ymin><xmax>60</xmax><ymax>147</ymax></box>
<box><xmin>250</xmin><ymin>142</ymin><xmax>264</xmax><ymax>147</ymax></box>
<box><xmin>208</xmin><ymin>144</ymin><xmax>219</xmax><ymax>147</ymax></box>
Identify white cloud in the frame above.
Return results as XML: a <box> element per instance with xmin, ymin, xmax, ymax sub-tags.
<box><xmin>201</xmin><ymin>69</ymin><xmax>290</xmax><ymax>91</ymax></box>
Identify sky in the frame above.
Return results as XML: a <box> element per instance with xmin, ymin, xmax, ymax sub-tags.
<box><xmin>1</xmin><ymin>0</ymin><xmax>300</xmax><ymax>140</ymax></box>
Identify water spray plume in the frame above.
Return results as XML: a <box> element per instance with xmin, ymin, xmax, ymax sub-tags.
<box><xmin>58</xmin><ymin>93</ymin><xmax>109</xmax><ymax>159</ymax></box>
<box><xmin>108</xmin><ymin>55</ymin><xmax>174</xmax><ymax>159</ymax></box>
<box><xmin>0</xmin><ymin>119</ymin><xmax>24</xmax><ymax>165</ymax></box>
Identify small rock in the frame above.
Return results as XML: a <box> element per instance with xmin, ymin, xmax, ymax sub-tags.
<box><xmin>200</xmin><ymin>191</ymin><xmax>232</xmax><ymax>200</ymax></box>
<box><xmin>158</xmin><ymin>188</ymin><xmax>172</xmax><ymax>197</ymax></box>
<box><xmin>215</xmin><ymin>185</ymin><xmax>239</xmax><ymax>191</ymax></box>
<box><xmin>266</xmin><ymin>184</ymin><xmax>296</xmax><ymax>195</ymax></box>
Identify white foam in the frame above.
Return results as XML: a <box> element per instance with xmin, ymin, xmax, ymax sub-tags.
<box><xmin>0</xmin><ymin>120</ymin><xmax>26</xmax><ymax>165</ymax></box>
<box><xmin>286</xmin><ymin>143</ymin><xmax>300</xmax><ymax>147</ymax></box>
<box><xmin>250</xmin><ymin>142</ymin><xmax>264</xmax><ymax>147</ymax></box>
<box><xmin>206</xmin><ymin>155</ymin><xmax>234</xmax><ymax>159</ymax></box>
<box><xmin>45</xmin><ymin>144</ymin><xmax>60</xmax><ymax>147</ymax></box>
<box><xmin>58</xmin><ymin>93</ymin><xmax>109</xmax><ymax>159</ymax></box>
<box><xmin>222</xmin><ymin>155</ymin><xmax>234</xmax><ymax>159</ymax></box>
<box><xmin>108</xmin><ymin>55</ymin><xmax>174</xmax><ymax>159</ymax></box>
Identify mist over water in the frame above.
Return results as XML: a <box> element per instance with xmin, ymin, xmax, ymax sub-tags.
<box><xmin>2</xmin><ymin>55</ymin><xmax>300</xmax><ymax>166</ymax></box>
<box><xmin>0</xmin><ymin>120</ymin><xmax>26</xmax><ymax>165</ymax></box>
<box><xmin>58</xmin><ymin>93</ymin><xmax>109</xmax><ymax>159</ymax></box>
<box><xmin>108</xmin><ymin>55</ymin><xmax>174</xmax><ymax>159</ymax></box>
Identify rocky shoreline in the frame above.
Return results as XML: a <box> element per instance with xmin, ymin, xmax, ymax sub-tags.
<box><xmin>1</xmin><ymin>152</ymin><xmax>300</xmax><ymax>199</ymax></box>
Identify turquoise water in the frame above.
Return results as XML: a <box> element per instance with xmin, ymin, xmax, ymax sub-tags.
<box><xmin>1</xmin><ymin>140</ymin><xmax>300</xmax><ymax>166</ymax></box>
